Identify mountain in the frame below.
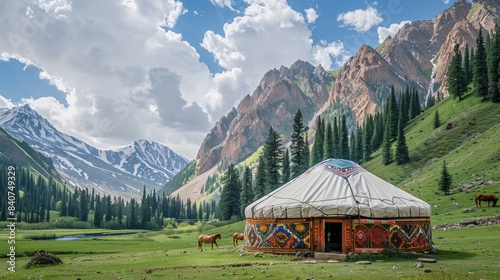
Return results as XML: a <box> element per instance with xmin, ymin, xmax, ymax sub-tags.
<box><xmin>196</xmin><ymin>60</ymin><xmax>334</xmax><ymax>174</ymax></box>
<box><xmin>0</xmin><ymin>105</ymin><xmax>189</xmax><ymax>198</ymax></box>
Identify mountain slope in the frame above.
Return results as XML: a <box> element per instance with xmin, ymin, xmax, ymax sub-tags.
<box><xmin>0</xmin><ymin>105</ymin><xmax>188</xmax><ymax>198</ymax></box>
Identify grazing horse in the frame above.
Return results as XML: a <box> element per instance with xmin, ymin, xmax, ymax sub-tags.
<box><xmin>475</xmin><ymin>194</ymin><xmax>498</xmax><ymax>207</ymax></box>
<box><xmin>197</xmin><ymin>233</ymin><xmax>221</xmax><ymax>251</ymax></box>
<box><xmin>232</xmin><ymin>232</ymin><xmax>244</xmax><ymax>246</ymax></box>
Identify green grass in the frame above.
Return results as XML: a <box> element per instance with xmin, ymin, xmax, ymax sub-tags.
<box><xmin>1</xmin><ymin>223</ymin><xmax>499</xmax><ymax>279</ymax></box>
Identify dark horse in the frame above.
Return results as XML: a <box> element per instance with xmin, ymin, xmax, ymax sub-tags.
<box><xmin>232</xmin><ymin>232</ymin><xmax>244</xmax><ymax>246</ymax></box>
<box><xmin>197</xmin><ymin>233</ymin><xmax>221</xmax><ymax>251</ymax></box>
<box><xmin>475</xmin><ymin>194</ymin><xmax>498</xmax><ymax>207</ymax></box>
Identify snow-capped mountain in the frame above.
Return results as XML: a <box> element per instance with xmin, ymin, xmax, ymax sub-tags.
<box><xmin>0</xmin><ymin>104</ymin><xmax>189</xmax><ymax>198</ymax></box>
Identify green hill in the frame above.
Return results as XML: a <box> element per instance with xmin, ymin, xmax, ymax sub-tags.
<box><xmin>0</xmin><ymin>127</ymin><xmax>63</xmax><ymax>182</ymax></box>
<box><xmin>363</xmin><ymin>93</ymin><xmax>500</xmax><ymax>225</ymax></box>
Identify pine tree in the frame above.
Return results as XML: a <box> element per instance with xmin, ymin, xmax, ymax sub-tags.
<box><xmin>240</xmin><ymin>166</ymin><xmax>254</xmax><ymax>218</ymax></box>
<box><xmin>447</xmin><ymin>43</ymin><xmax>466</xmax><ymax>100</ymax></box>
<box><xmin>218</xmin><ymin>164</ymin><xmax>241</xmax><ymax>220</ymax></box>
<box><xmin>463</xmin><ymin>43</ymin><xmax>472</xmax><ymax>85</ymax></box>
<box><xmin>254</xmin><ymin>155</ymin><xmax>266</xmax><ymax>200</ymax></box>
<box><xmin>93</xmin><ymin>195</ymin><xmax>102</xmax><ymax>227</ymax></box>
<box><xmin>489</xmin><ymin>25</ymin><xmax>500</xmax><ymax>103</ymax></box>
<box><xmin>474</xmin><ymin>28</ymin><xmax>489</xmax><ymax>100</ymax></box>
<box><xmin>434</xmin><ymin>110</ymin><xmax>440</xmax><ymax>128</ymax></box>
<box><xmin>290</xmin><ymin>109</ymin><xmax>308</xmax><ymax>177</ymax></box>
<box><xmin>362</xmin><ymin>116</ymin><xmax>373</xmax><ymax>162</ymax></box>
<box><xmin>340</xmin><ymin>115</ymin><xmax>350</xmax><ymax>159</ymax></box>
<box><xmin>304</xmin><ymin>136</ymin><xmax>310</xmax><ymax>168</ymax></box>
<box><xmin>311</xmin><ymin>116</ymin><xmax>325</xmax><ymax>166</ymax></box>
<box><xmin>388</xmin><ymin>86</ymin><xmax>399</xmax><ymax>140</ymax></box>
<box><xmin>323</xmin><ymin>122</ymin><xmax>334</xmax><ymax>160</ymax></box>
<box><xmin>382</xmin><ymin>118</ymin><xmax>393</xmax><ymax>165</ymax></box>
<box><xmin>395</xmin><ymin>112</ymin><xmax>409</xmax><ymax>165</ymax></box>
<box><xmin>439</xmin><ymin>161</ymin><xmax>452</xmax><ymax>194</ymax></box>
<box><xmin>263</xmin><ymin>126</ymin><xmax>282</xmax><ymax>192</ymax></box>
<box><xmin>282</xmin><ymin>149</ymin><xmax>290</xmax><ymax>184</ymax></box>
<box><xmin>332</xmin><ymin>116</ymin><xmax>340</xmax><ymax>158</ymax></box>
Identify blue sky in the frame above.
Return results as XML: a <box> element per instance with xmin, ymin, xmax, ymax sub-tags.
<box><xmin>0</xmin><ymin>0</ymin><xmax>456</xmax><ymax>158</ymax></box>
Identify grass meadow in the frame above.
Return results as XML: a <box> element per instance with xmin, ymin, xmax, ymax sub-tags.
<box><xmin>1</xmin><ymin>220</ymin><xmax>499</xmax><ymax>280</ymax></box>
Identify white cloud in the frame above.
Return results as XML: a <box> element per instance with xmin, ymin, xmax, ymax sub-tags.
<box><xmin>305</xmin><ymin>8</ymin><xmax>318</xmax><ymax>24</ymax></box>
<box><xmin>0</xmin><ymin>96</ymin><xmax>15</xmax><ymax>109</ymax></box>
<box><xmin>443</xmin><ymin>0</ymin><xmax>450</xmax><ymax>4</ymax></box>
<box><xmin>312</xmin><ymin>41</ymin><xmax>349</xmax><ymax>69</ymax></box>
<box><xmin>377</xmin><ymin>20</ymin><xmax>411</xmax><ymax>43</ymax></box>
<box><xmin>337</xmin><ymin>6</ymin><xmax>383</xmax><ymax>32</ymax></box>
<box><xmin>210</xmin><ymin>0</ymin><xmax>237</xmax><ymax>12</ymax></box>
<box><xmin>0</xmin><ymin>0</ymin><xmax>211</xmax><ymax>158</ymax></box>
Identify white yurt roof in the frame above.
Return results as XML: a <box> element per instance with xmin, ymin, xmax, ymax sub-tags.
<box><xmin>245</xmin><ymin>159</ymin><xmax>431</xmax><ymax>219</ymax></box>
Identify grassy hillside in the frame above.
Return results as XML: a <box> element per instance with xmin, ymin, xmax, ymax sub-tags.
<box><xmin>363</xmin><ymin>93</ymin><xmax>500</xmax><ymax>225</ymax></box>
<box><xmin>0</xmin><ymin>127</ymin><xmax>63</xmax><ymax>182</ymax></box>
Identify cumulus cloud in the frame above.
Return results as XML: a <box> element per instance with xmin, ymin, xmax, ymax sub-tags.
<box><xmin>312</xmin><ymin>40</ymin><xmax>350</xmax><ymax>69</ymax></box>
<box><xmin>337</xmin><ymin>6</ymin><xmax>383</xmax><ymax>32</ymax></box>
<box><xmin>305</xmin><ymin>8</ymin><xmax>318</xmax><ymax>24</ymax></box>
<box><xmin>210</xmin><ymin>0</ymin><xmax>237</xmax><ymax>12</ymax></box>
<box><xmin>0</xmin><ymin>0</ymin><xmax>210</xmax><ymax>158</ymax></box>
<box><xmin>377</xmin><ymin>20</ymin><xmax>411</xmax><ymax>43</ymax></box>
<box><xmin>0</xmin><ymin>96</ymin><xmax>15</xmax><ymax>109</ymax></box>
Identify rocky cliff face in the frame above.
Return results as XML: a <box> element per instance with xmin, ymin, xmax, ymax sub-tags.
<box><xmin>196</xmin><ymin>60</ymin><xmax>334</xmax><ymax>174</ymax></box>
<box><xmin>434</xmin><ymin>0</ymin><xmax>499</xmax><ymax>96</ymax></box>
<box><xmin>328</xmin><ymin>44</ymin><xmax>410</xmax><ymax>125</ymax></box>
<box><xmin>326</xmin><ymin>0</ymin><xmax>499</xmax><ymax>124</ymax></box>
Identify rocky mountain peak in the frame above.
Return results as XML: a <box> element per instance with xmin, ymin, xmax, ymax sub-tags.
<box><xmin>196</xmin><ymin>60</ymin><xmax>334</xmax><ymax>174</ymax></box>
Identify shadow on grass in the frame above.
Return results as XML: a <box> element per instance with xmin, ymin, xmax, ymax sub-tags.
<box><xmin>433</xmin><ymin>249</ymin><xmax>476</xmax><ymax>261</ymax></box>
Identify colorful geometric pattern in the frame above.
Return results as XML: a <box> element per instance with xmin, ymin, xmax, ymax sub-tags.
<box><xmin>244</xmin><ymin>220</ymin><xmax>310</xmax><ymax>250</ymax></box>
<box><xmin>354</xmin><ymin>220</ymin><xmax>431</xmax><ymax>252</ymax></box>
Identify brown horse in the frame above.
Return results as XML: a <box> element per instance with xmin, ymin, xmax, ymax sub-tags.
<box><xmin>197</xmin><ymin>233</ymin><xmax>221</xmax><ymax>251</ymax></box>
<box><xmin>475</xmin><ymin>194</ymin><xmax>498</xmax><ymax>207</ymax></box>
<box><xmin>232</xmin><ymin>232</ymin><xmax>244</xmax><ymax>246</ymax></box>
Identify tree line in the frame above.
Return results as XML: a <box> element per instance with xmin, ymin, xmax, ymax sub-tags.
<box><xmin>0</xmin><ymin>158</ymin><xmax>218</xmax><ymax>229</ymax></box>
<box><xmin>447</xmin><ymin>26</ymin><xmax>500</xmax><ymax>103</ymax></box>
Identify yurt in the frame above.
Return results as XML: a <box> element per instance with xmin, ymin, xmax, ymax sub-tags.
<box><xmin>244</xmin><ymin>159</ymin><xmax>432</xmax><ymax>256</ymax></box>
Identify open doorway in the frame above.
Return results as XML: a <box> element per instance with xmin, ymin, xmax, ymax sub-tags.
<box><xmin>325</xmin><ymin>222</ymin><xmax>342</xmax><ymax>252</ymax></box>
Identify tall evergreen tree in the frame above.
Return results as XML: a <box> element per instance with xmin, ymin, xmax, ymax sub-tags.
<box><xmin>218</xmin><ymin>164</ymin><xmax>241</xmax><ymax>220</ymax></box>
<box><xmin>489</xmin><ymin>25</ymin><xmax>500</xmax><ymax>102</ymax></box>
<box><xmin>388</xmin><ymin>86</ymin><xmax>399</xmax><ymax>140</ymax></box>
<box><xmin>304</xmin><ymin>136</ymin><xmax>310</xmax><ymax>168</ymax></box>
<box><xmin>93</xmin><ymin>194</ymin><xmax>102</xmax><ymax>227</ymax></box>
<box><xmin>447</xmin><ymin>43</ymin><xmax>466</xmax><ymax>100</ymax></box>
<box><xmin>340</xmin><ymin>115</ymin><xmax>350</xmax><ymax>159</ymax></box>
<box><xmin>439</xmin><ymin>161</ymin><xmax>452</xmax><ymax>194</ymax></box>
<box><xmin>474</xmin><ymin>28</ymin><xmax>489</xmax><ymax>100</ymax></box>
<box><xmin>290</xmin><ymin>109</ymin><xmax>308</xmax><ymax>177</ymax></box>
<box><xmin>382</xmin><ymin>118</ymin><xmax>393</xmax><ymax>165</ymax></box>
<box><xmin>463</xmin><ymin>43</ymin><xmax>472</xmax><ymax>85</ymax></box>
<box><xmin>332</xmin><ymin>116</ymin><xmax>340</xmax><ymax>158</ymax></box>
<box><xmin>263</xmin><ymin>126</ymin><xmax>282</xmax><ymax>192</ymax></box>
<box><xmin>311</xmin><ymin>116</ymin><xmax>325</xmax><ymax>166</ymax></box>
<box><xmin>240</xmin><ymin>166</ymin><xmax>254</xmax><ymax>218</ymax></box>
<box><xmin>434</xmin><ymin>110</ymin><xmax>440</xmax><ymax>128</ymax></box>
<box><xmin>362</xmin><ymin>116</ymin><xmax>374</xmax><ymax>162</ymax></box>
<box><xmin>395</xmin><ymin>112</ymin><xmax>410</xmax><ymax>165</ymax></box>
<box><xmin>254</xmin><ymin>155</ymin><xmax>266</xmax><ymax>200</ymax></box>
<box><xmin>282</xmin><ymin>149</ymin><xmax>291</xmax><ymax>184</ymax></box>
<box><xmin>323</xmin><ymin>122</ymin><xmax>334</xmax><ymax>160</ymax></box>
